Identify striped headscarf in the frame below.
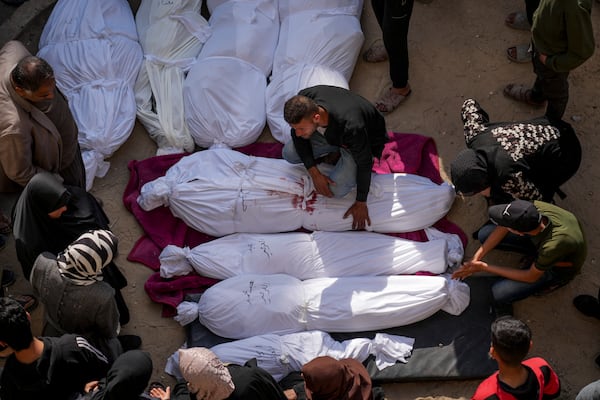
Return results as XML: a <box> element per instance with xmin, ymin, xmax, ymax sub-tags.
<box><xmin>57</xmin><ymin>229</ymin><xmax>118</xmax><ymax>286</ymax></box>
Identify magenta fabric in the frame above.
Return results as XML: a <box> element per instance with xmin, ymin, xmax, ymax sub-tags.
<box><xmin>123</xmin><ymin>133</ymin><xmax>466</xmax><ymax>316</ymax></box>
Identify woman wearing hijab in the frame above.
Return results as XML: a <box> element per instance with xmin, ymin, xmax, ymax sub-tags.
<box><xmin>298</xmin><ymin>356</ymin><xmax>376</xmax><ymax>400</ymax></box>
<box><xmin>450</xmin><ymin>98</ymin><xmax>581</xmax><ymax>205</ymax></box>
<box><xmin>30</xmin><ymin>229</ymin><xmax>140</xmax><ymax>362</ymax></box>
<box><xmin>149</xmin><ymin>347</ymin><xmax>287</xmax><ymax>400</ymax></box>
<box><xmin>12</xmin><ymin>171</ymin><xmax>129</xmax><ymax>323</ymax></box>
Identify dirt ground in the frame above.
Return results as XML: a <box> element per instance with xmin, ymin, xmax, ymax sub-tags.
<box><xmin>1</xmin><ymin>0</ymin><xmax>600</xmax><ymax>399</ymax></box>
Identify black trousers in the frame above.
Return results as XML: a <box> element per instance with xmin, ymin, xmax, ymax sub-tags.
<box><xmin>88</xmin><ymin>350</ymin><xmax>153</xmax><ymax>400</ymax></box>
<box><xmin>531</xmin><ymin>47</ymin><xmax>570</xmax><ymax>122</ymax></box>
<box><xmin>371</xmin><ymin>0</ymin><xmax>414</xmax><ymax>88</ymax></box>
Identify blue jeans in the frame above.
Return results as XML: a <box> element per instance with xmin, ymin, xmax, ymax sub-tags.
<box><xmin>477</xmin><ymin>223</ymin><xmax>568</xmax><ymax>306</ymax></box>
<box><xmin>282</xmin><ymin>134</ymin><xmax>357</xmax><ymax>198</ymax></box>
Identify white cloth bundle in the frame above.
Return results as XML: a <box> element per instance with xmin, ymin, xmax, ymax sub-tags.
<box><xmin>159</xmin><ymin>230</ymin><xmax>463</xmax><ymax>280</ymax></box>
<box><xmin>183</xmin><ymin>56</ymin><xmax>267</xmax><ymax>148</ymax></box>
<box><xmin>165</xmin><ymin>330</ymin><xmax>413</xmax><ymax>382</ymax></box>
<box><xmin>134</xmin><ymin>0</ymin><xmax>211</xmax><ymax>155</ymax></box>
<box><xmin>278</xmin><ymin>0</ymin><xmax>364</xmax><ymax>22</ymax></box>
<box><xmin>198</xmin><ymin>0</ymin><xmax>279</xmax><ymax>76</ymax></box>
<box><xmin>273</xmin><ymin>8</ymin><xmax>363</xmax><ymax>82</ymax></box>
<box><xmin>266</xmin><ymin>64</ymin><xmax>348</xmax><ymax>144</ymax></box>
<box><xmin>137</xmin><ymin>148</ymin><xmax>456</xmax><ymax>236</ymax></box>
<box><xmin>38</xmin><ymin>0</ymin><xmax>143</xmax><ymax>190</ymax></box>
<box><xmin>176</xmin><ymin>273</ymin><xmax>470</xmax><ymax>339</ymax></box>
<box><xmin>184</xmin><ymin>0</ymin><xmax>279</xmax><ymax>148</ymax></box>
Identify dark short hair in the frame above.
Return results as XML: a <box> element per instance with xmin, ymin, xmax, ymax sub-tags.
<box><xmin>491</xmin><ymin>316</ymin><xmax>531</xmax><ymax>366</ymax></box>
<box><xmin>10</xmin><ymin>55</ymin><xmax>54</xmax><ymax>92</ymax></box>
<box><xmin>0</xmin><ymin>297</ymin><xmax>33</xmax><ymax>351</ymax></box>
<box><xmin>283</xmin><ymin>95</ymin><xmax>319</xmax><ymax>124</ymax></box>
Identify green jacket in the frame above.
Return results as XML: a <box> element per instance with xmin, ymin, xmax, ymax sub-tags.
<box><xmin>532</xmin><ymin>0</ymin><xmax>595</xmax><ymax>72</ymax></box>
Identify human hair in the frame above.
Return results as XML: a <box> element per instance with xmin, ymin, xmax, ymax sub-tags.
<box><xmin>491</xmin><ymin>316</ymin><xmax>531</xmax><ymax>366</ymax></box>
<box><xmin>10</xmin><ymin>55</ymin><xmax>54</xmax><ymax>92</ymax></box>
<box><xmin>0</xmin><ymin>297</ymin><xmax>33</xmax><ymax>351</ymax></box>
<box><xmin>283</xmin><ymin>95</ymin><xmax>319</xmax><ymax>124</ymax></box>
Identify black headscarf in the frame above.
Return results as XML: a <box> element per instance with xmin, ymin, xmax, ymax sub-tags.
<box><xmin>450</xmin><ymin>148</ymin><xmax>490</xmax><ymax>196</ymax></box>
<box><xmin>12</xmin><ymin>172</ymin><xmax>110</xmax><ymax>278</ymax></box>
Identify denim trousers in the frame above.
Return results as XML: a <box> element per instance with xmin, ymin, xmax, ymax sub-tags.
<box><xmin>282</xmin><ymin>134</ymin><xmax>357</xmax><ymax>198</ymax></box>
<box><xmin>477</xmin><ymin>223</ymin><xmax>565</xmax><ymax>305</ymax></box>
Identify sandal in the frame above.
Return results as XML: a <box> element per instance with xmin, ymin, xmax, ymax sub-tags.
<box><xmin>574</xmin><ymin>295</ymin><xmax>600</xmax><ymax>319</ymax></box>
<box><xmin>507</xmin><ymin>43</ymin><xmax>532</xmax><ymax>63</ymax></box>
<box><xmin>0</xmin><ymin>211</ymin><xmax>11</xmax><ymax>235</ymax></box>
<box><xmin>362</xmin><ymin>41</ymin><xmax>388</xmax><ymax>63</ymax></box>
<box><xmin>503</xmin><ymin>84</ymin><xmax>545</xmax><ymax>107</ymax></box>
<box><xmin>375</xmin><ymin>88</ymin><xmax>411</xmax><ymax>114</ymax></box>
<box><xmin>505</xmin><ymin>11</ymin><xmax>530</xmax><ymax>31</ymax></box>
<box><xmin>7</xmin><ymin>294</ymin><xmax>38</xmax><ymax>312</ymax></box>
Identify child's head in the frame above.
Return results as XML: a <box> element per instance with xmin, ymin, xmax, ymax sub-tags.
<box><xmin>0</xmin><ymin>297</ymin><xmax>33</xmax><ymax>351</ymax></box>
<box><xmin>490</xmin><ymin>316</ymin><xmax>532</xmax><ymax>366</ymax></box>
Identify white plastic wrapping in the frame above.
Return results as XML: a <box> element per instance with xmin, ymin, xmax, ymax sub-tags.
<box><xmin>178</xmin><ymin>273</ymin><xmax>470</xmax><ymax>339</ymax></box>
<box><xmin>137</xmin><ymin>148</ymin><xmax>456</xmax><ymax>236</ymax></box>
<box><xmin>183</xmin><ymin>56</ymin><xmax>267</xmax><ymax>148</ymax></box>
<box><xmin>273</xmin><ymin>8</ymin><xmax>363</xmax><ymax>81</ymax></box>
<box><xmin>165</xmin><ymin>331</ymin><xmax>413</xmax><ymax>382</ymax></box>
<box><xmin>266</xmin><ymin>64</ymin><xmax>349</xmax><ymax>144</ymax></box>
<box><xmin>38</xmin><ymin>0</ymin><xmax>143</xmax><ymax>190</ymax></box>
<box><xmin>159</xmin><ymin>231</ymin><xmax>452</xmax><ymax>280</ymax></box>
<box><xmin>198</xmin><ymin>0</ymin><xmax>279</xmax><ymax>76</ymax></box>
<box><xmin>134</xmin><ymin>0</ymin><xmax>211</xmax><ymax>155</ymax></box>
<box><xmin>278</xmin><ymin>0</ymin><xmax>364</xmax><ymax>20</ymax></box>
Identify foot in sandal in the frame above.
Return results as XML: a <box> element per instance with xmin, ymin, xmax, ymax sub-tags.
<box><xmin>375</xmin><ymin>86</ymin><xmax>412</xmax><ymax>114</ymax></box>
<box><xmin>503</xmin><ymin>84</ymin><xmax>545</xmax><ymax>107</ymax></box>
<box><xmin>507</xmin><ymin>43</ymin><xmax>532</xmax><ymax>63</ymax></box>
<box><xmin>505</xmin><ymin>11</ymin><xmax>530</xmax><ymax>30</ymax></box>
<box><xmin>363</xmin><ymin>40</ymin><xmax>388</xmax><ymax>63</ymax></box>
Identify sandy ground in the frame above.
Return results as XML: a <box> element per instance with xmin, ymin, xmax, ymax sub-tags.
<box><xmin>1</xmin><ymin>0</ymin><xmax>600</xmax><ymax>399</ymax></box>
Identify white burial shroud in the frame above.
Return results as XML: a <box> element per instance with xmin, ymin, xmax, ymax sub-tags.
<box><xmin>137</xmin><ymin>148</ymin><xmax>456</xmax><ymax>236</ymax></box>
<box><xmin>184</xmin><ymin>0</ymin><xmax>279</xmax><ymax>148</ymax></box>
<box><xmin>134</xmin><ymin>0</ymin><xmax>211</xmax><ymax>155</ymax></box>
<box><xmin>38</xmin><ymin>0</ymin><xmax>143</xmax><ymax>190</ymax></box>
<box><xmin>165</xmin><ymin>330</ymin><xmax>413</xmax><ymax>382</ymax></box>
<box><xmin>159</xmin><ymin>230</ymin><xmax>464</xmax><ymax>280</ymax></box>
<box><xmin>175</xmin><ymin>273</ymin><xmax>470</xmax><ymax>339</ymax></box>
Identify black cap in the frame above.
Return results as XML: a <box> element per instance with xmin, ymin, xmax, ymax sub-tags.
<box><xmin>488</xmin><ymin>200</ymin><xmax>541</xmax><ymax>232</ymax></box>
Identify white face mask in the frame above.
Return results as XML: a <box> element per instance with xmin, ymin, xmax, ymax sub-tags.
<box><xmin>316</xmin><ymin>126</ymin><xmax>327</xmax><ymax>135</ymax></box>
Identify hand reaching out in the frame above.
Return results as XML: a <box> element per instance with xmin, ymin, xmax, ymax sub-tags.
<box><xmin>452</xmin><ymin>260</ymin><xmax>488</xmax><ymax>280</ymax></box>
<box><xmin>149</xmin><ymin>386</ymin><xmax>171</xmax><ymax>400</ymax></box>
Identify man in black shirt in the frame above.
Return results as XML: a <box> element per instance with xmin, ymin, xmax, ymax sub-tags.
<box><xmin>282</xmin><ymin>85</ymin><xmax>388</xmax><ymax>230</ymax></box>
<box><xmin>0</xmin><ymin>297</ymin><xmax>110</xmax><ymax>400</ymax></box>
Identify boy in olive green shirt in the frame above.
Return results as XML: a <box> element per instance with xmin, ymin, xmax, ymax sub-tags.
<box><xmin>453</xmin><ymin>199</ymin><xmax>587</xmax><ymax>314</ymax></box>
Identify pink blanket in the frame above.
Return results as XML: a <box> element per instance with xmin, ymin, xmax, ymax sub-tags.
<box><xmin>123</xmin><ymin>133</ymin><xmax>466</xmax><ymax>316</ymax></box>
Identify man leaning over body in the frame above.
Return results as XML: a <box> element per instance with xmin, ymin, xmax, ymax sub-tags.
<box><xmin>282</xmin><ymin>85</ymin><xmax>388</xmax><ymax>230</ymax></box>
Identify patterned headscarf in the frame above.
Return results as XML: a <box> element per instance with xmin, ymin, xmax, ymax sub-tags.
<box><xmin>57</xmin><ymin>229</ymin><xmax>117</xmax><ymax>286</ymax></box>
<box><xmin>179</xmin><ymin>348</ymin><xmax>235</xmax><ymax>400</ymax></box>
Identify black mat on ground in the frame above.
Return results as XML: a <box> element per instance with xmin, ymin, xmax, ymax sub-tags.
<box><xmin>185</xmin><ymin>277</ymin><xmax>498</xmax><ymax>383</ymax></box>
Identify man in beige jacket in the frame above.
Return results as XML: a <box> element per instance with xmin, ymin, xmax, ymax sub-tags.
<box><xmin>0</xmin><ymin>40</ymin><xmax>85</xmax><ymax>194</ymax></box>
